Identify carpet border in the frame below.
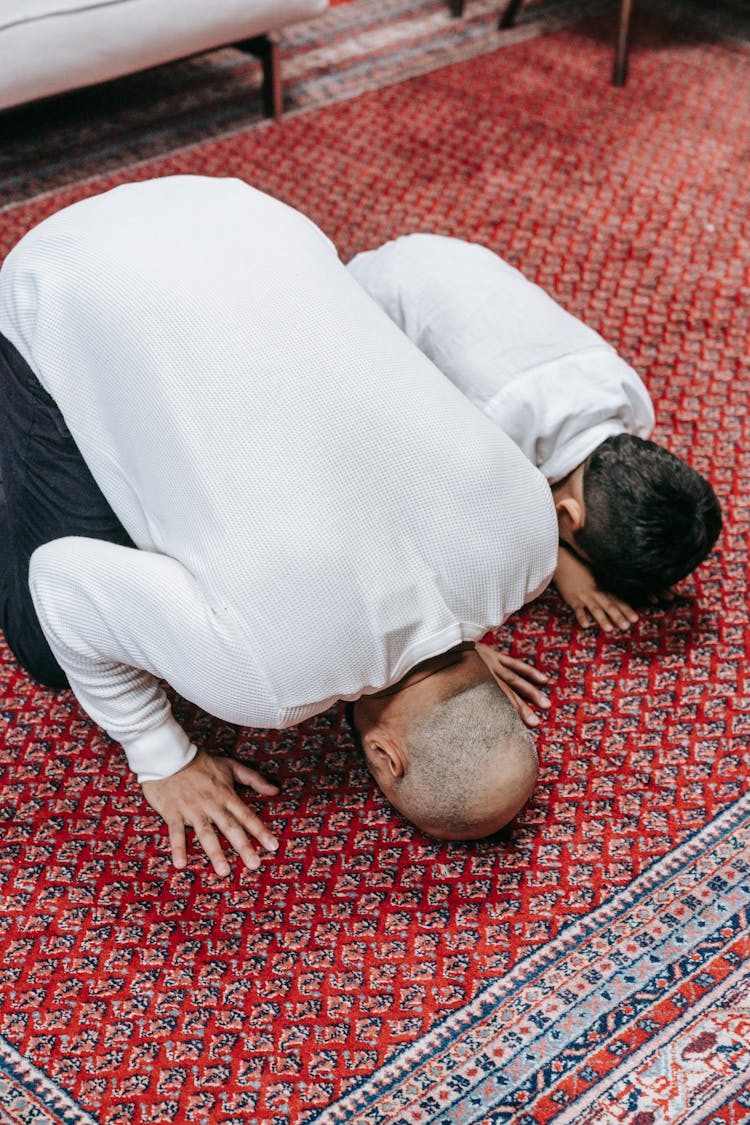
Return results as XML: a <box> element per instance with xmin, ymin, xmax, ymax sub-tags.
<box><xmin>0</xmin><ymin>1037</ymin><xmax>97</xmax><ymax>1125</ymax></box>
<box><xmin>310</xmin><ymin>791</ymin><xmax>750</xmax><ymax>1122</ymax></box>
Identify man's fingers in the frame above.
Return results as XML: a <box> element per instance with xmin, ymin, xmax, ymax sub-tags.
<box><xmin>495</xmin><ymin>670</ymin><xmax>550</xmax><ymax>708</ymax></box>
<box><xmin>497</xmin><ymin>681</ymin><xmax>541</xmax><ymax>727</ymax></box>
<box><xmin>514</xmin><ymin>700</ymin><xmax>541</xmax><ymax>726</ymax></box>
<box><xmin>213</xmin><ymin>810</ymin><xmax>265</xmax><ymax>872</ymax></box>
<box><xmin>223</xmin><ymin>796</ymin><xmax>279</xmax><ymax>856</ymax></box>
<box><xmin>482</xmin><ymin>650</ymin><xmax>550</xmax><ymax>718</ymax></box>
<box><xmin>231</xmin><ymin>760</ymin><xmax>280</xmax><ymax>796</ymax></box>
<box><xmin>144</xmin><ymin>754</ymin><xmax>281</xmax><ymax>876</ymax></box>
<box><xmin>193</xmin><ymin>817</ymin><xmax>232</xmax><ymax>878</ymax></box>
<box><xmin>495</xmin><ymin>654</ymin><xmax>549</xmax><ymax>684</ymax></box>
<box><xmin>521</xmin><ymin>684</ymin><xmax>550</xmax><ymax>709</ymax></box>
<box><xmin>175</xmin><ymin>800</ymin><xmax>277</xmax><ymax>875</ymax></box>
<box><xmin>167</xmin><ymin>818</ymin><xmax>188</xmax><ymax>870</ymax></box>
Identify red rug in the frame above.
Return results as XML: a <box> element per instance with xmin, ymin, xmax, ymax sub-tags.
<box><xmin>1</xmin><ymin>5</ymin><xmax>749</xmax><ymax>1124</ymax></box>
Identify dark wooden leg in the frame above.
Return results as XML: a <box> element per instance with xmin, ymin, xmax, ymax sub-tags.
<box><xmin>498</xmin><ymin>0</ymin><xmax>526</xmax><ymax>29</ymax></box>
<box><xmin>235</xmin><ymin>32</ymin><xmax>282</xmax><ymax>119</ymax></box>
<box><xmin>449</xmin><ymin>0</ymin><xmax>464</xmax><ymax>16</ymax></box>
<box><xmin>613</xmin><ymin>0</ymin><xmax>634</xmax><ymax>86</ymax></box>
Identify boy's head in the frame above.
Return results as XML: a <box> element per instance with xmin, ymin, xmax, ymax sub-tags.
<box><xmin>565</xmin><ymin>434</ymin><xmax>722</xmax><ymax>604</ymax></box>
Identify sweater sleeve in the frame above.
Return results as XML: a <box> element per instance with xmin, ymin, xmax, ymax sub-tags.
<box><xmin>348</xmin><ymin>235</ymin><xmax>655</xmax><ymax>483</ymax></box>
<box><xmin>28</xmin><ymin>537</ymin><xmax>281</xmax><ymax>782</ymax></box>
<box><xmin>481</xmin><ymin>347</ymin><xmax>655</xmax><ymax>482</ymax></box>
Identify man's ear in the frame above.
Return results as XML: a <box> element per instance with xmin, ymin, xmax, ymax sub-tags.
<box><xmin>555</xmin><ymin>496</ymin><xmax>585</xmax><ymax>535</ymax></box>
<box><xmin>361</xmin><ymin>733</ymin><xmax>406</xmax><ymax>780</ymax></box>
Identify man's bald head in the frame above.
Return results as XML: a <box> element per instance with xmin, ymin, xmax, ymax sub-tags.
<box><xmin>353</xmin><ymin>649</ymin><xmax>538</xmax><ymax>838</ymax></box>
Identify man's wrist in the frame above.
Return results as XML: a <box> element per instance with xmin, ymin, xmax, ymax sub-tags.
<box><xmin>121</xmin><ymin>716</ymin><xmax>197</xmax><ymax>782</ymax></box>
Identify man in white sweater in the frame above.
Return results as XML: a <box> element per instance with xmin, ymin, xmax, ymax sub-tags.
<box><xmin>0</xmin><ymin>177</ymin><xmax>558</xmax><ymax>875</ymax></box>
<box><xmin>348</xmin><ymin>235</ymin><xmax>721</xmax><ymax>642</ymax></box>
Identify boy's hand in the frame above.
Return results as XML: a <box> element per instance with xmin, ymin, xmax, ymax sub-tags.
<box><xmin>141</xmin><ymin>750</ymin><xmax>279</xmax><ymax>876</ymax></box>
<box><xmin>475</xmin><ymin>642</ymin><xmax>551</xmax><ymax>727</ymax></box>
<box><xmin>553</xmin><ymin>547</ymin><xmax>638</xmax><ymax>633</ymax></box>
<box><xmin>648</xmin><ymin>586</ymin><xmax>677</xmax><ymax>605</ymax></box>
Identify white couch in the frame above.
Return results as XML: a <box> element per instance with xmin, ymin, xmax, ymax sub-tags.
<box><xmin>0</xmin><ymin>0</ymin><xmax>328</xmax><ymax>118</ymax></box>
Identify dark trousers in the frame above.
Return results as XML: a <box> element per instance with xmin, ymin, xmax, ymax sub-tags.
<box><xmin>0</xmin><ymin>331</ymin><xmax>133</xmax><ymax>687</ymax></box>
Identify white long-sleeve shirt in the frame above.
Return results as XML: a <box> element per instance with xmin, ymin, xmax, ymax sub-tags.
<box><xmin>0</xmin><ymin>177</ymin><xmax>557</xmax><ymax>782</ymax></box>
<box><xmin>347</xmin><ymin>234</ymin><xmax>655</xmax><ymax>483</ymax></box>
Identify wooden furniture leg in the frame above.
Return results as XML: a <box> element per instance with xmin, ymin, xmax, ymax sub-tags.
<box><xmin>235</xmin><ymin>32</ymin><xmax>282</xmax><ymax>119</ymax></box>
<box><xmin>613</xmin><ymin>0</ymin><xmax>634</xmax><ymax>85</ymax></box>
<box><xmin>498</xmin><ymin>0</ymin><xmax>526</xmax><ymax>29</ymax></box>
<box><xmin>462</xmin><ymin>0</ymin><xmax>634</xmax><ymax>86</ymax></box>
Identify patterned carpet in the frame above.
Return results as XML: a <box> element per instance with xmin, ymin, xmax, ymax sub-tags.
<box><xmin>1</xmin><ymin>1</ymin><xmax>750</xmax><ymax>1123</ymax></box>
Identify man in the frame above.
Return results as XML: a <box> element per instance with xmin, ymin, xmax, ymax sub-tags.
<box><xmin>0</xmin><ymin>176</ymin><xmax>558</xmax><ymax>875</ymax></box>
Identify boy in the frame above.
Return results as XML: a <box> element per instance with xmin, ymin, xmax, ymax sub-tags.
<box><xmin>347</xmin><ymin>234</ymin><xmax>721</xmax><ymax>639</ymax></box>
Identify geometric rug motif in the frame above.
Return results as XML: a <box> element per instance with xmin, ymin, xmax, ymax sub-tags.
<box><xmin>315</xmin><ymin>793</ymin><xmax>750</xmax><ymax>1123</ymax></box>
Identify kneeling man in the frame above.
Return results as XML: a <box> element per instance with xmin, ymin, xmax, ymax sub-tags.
<box><xmin>0</xmin><ymin>176</ymin><xmax>557</xmax><ymax>874</ymax></box>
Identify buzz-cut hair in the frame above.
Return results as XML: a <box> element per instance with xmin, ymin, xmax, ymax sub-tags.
<box><xmin>398</xmin><ymin>679</ymin><xmax>537</xmax><ymax>837</ymax></box>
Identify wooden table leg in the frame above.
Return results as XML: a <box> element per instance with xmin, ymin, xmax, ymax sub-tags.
<box><xmin>613</xmin><ymin>0</ymin><xmax>634</xmax><ymax>85</ymax></box>
<box><xmin>498</xmin><ymin>0</ymin><xmax>526</xmax><ymax>29</ymax></box>
<box><xmin>235</xmin><ymin>32</ymin><xmax>282</xmax><ymax>119</ymax></box>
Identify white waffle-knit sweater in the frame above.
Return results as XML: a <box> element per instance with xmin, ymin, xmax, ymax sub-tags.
<box><xmin>347</xmin><ymin>234</ymin><xmax>655</xmax><ymax>483</ymax></box>
<box><xmin>0</xmin><ymin>177</ymin><xmax>557</xmax><ymax>782</ymax></box>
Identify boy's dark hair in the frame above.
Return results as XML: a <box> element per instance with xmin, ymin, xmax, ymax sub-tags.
<box><xmin>575</xmin><ymin>434</ymin><xmax>722</xmax><ymax>605</ymax></box>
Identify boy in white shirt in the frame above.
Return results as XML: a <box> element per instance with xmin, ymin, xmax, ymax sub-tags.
<box><xmin>348</xmin><ymin>234</ymin><xmax>722</xmax><ymax>650</ymax></box>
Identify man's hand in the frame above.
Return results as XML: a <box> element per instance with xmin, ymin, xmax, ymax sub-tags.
<box><xmin>141</xmin><ymin>750</ymin><xmax>280</xmax><ymax>877</ymax></box>
<box><xmin>475</xmin><ymin>642</ymin><xmax>551</xmax><ymax>727</ymax></box>
<box><xmin>553</xmin><ymin>546</ymin><xmax>638</xmax><ymax>633</ymax></box>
